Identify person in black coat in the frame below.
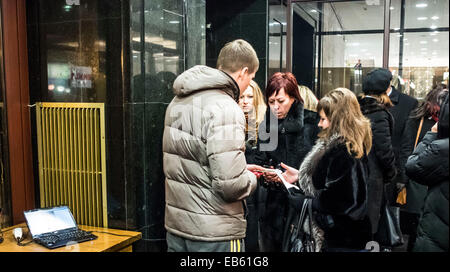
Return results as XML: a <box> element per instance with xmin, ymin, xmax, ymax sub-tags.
<box><xmin>388</xmin><ymin>82</ymin><xmax>418</xmax><ymax>192</ymax></box>
<box><xmin>253</xmin><ymin>72</ymin><xmax>320</xmax><ymax>252</ymax></box>
<box><xmin>275</xmin><ymin>87</ymin><xmax>373</xmax><ymax>251</ymax></box>
<box><xmin>405</xmin><ymin>94</ymin><xmax>449</xmax><ymax>252</ymax></box>
<box><xmin>358</xmin><ymin>68</ymin><xmax>397</xmax><ymax>242</ymax></box>
<box><xmin>398</xmin><ymin>85</ymin><xmax>448</xmax><ymax>251</ymax></box>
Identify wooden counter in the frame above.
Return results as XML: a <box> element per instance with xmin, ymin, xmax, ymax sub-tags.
<box><xmin>0</xmin><ymin>223</ymin><xmax>142</xmax><ymax>252</ymax></box>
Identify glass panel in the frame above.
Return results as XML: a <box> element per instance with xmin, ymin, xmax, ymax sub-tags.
<box><xmin>389</xmin><ymin>0</ymin><xmax>402</xmax><ymax>31</ymax></box>
<box><xmin>389</xmin><ymin>0</ymin><xmax>449</xmax><ymax>99</ymax></box>
<box><xmin>389</xmin><ymin>32</ymin><xmax>401</xmax><ymax>71</ymax></box>
<box><xmin>295</xmin><ymin>1</ymin><xmax>386</xmax><ymax>97</ymax></box>
<box><xmin>268</xmin><ymin>2</ymin><xmax>287</xmax><ymax>77</ymax></box>
<box><xmin>390</xmin><ymin>31</ymin><xmax>449</xmax><ymax>99</ymax></box>
<box><xmin>186</xmin><ymin>0</ymin><xmax>206</xmax><ymax>69</ymax></box>
<box><xmin>321</xmin><ymin>34</ymin><xmax>384</xmax><ymax>96</ymax></box>
<box><xmin>129</xmin><ymin>0</ymin><xmax>201</xmax><ymax>250</ymax></box>
<box><xmin>33</xmin><ymin>0</ymin><xmax>124</xmax><ymax>103</ymax></box>
<box><xmin>322</xmin><ymin>1</ymin><xmax>385</xmax><ymax>32</ymax></box>
<box><xmin>141</xmin><ymin>0</ymin><xmax>185</xmax><ymax>104</ymax></box>
<box><xmin>404</xmin><ymin>0</ymin><xmax>449</xmax><ymax>29</ymax></box>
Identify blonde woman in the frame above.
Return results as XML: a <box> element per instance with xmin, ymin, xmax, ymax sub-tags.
<box><xmin>239</xmin><ymin>80</ymin><xmax>267</xmax><ymax>145</ymax></box>
<box><xmin>298</xmin><ymin>85</ymin><xmax>318</xmax><ymax>112</ymax></box>
<box><xmin>271</xmin><ymin>87</ymin><xmax>373</xmax><ymax>252</ymax></box>
<box><xmin>239</xmin><ymin>80</ymin><xmax>266</xmax><ymax>252</ymax></box>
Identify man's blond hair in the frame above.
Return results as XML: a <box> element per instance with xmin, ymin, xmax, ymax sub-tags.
<box><xmin>217</xmin><ymin>39</ymin><xmax>259</xmax><ymax>74</ymax></box>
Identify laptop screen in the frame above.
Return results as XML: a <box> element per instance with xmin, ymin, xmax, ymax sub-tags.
<box><xmin>24</xmin><ymin>206</ymin><xmax>77</xmax><ymax>237</ymax></box>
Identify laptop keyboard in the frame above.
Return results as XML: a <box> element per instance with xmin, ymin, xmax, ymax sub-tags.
<box><xmin>38</xmin><ymin>230</ymin><xmax>97</xmax><ymax>247</ymax></box>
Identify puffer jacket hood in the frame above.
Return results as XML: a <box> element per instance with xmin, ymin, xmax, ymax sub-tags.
<box><xmin>173</xmin><ymin>65</ymin><xmax>240</xmax><ymax>102</ymax></box>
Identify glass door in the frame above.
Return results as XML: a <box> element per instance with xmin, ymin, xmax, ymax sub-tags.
<box><xmin>288</xmin><ymin>0</ymin><xmax>449</xmax><ymax>99</ymax></box>
<box><xmin>269</xmin><ymin>1</ymin><xmax>318</xmax><ymax>91</ymax></box>
<box><xmin>389</xmin><ymin>0</ymin><xmax>449</xmax><ymax>99</ymax></box>
<box><xmin>268</xmin><ymin>1</ymin><xmax>287</xmax><ymax>76</ymax></box>
<box><xmin>294</xmin><ymin>0</ymin><xmax>386</xmax><ymax>97</ymax></box>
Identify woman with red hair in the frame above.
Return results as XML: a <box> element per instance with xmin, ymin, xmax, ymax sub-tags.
<box><xmin>252</xmin><ymin>72</ymin><xmax>320</xmax><ymax>252</ymax></box>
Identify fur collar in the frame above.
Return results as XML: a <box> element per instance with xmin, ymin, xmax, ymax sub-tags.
<box><xmin>295</xmin><ymin>134</ymin><xmax>343</xmax><ymax>252</ymax></box>
<box><xmin>281</xmin><ymin>101</ymin><xmax>304</xmax><ymax>133</ymax></box>
<box><xmin>297</xmin><ymin>134</ymin><xmax>343</xmax><ymax>197</ymax></box>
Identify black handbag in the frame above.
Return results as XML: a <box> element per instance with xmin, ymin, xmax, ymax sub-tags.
<box><xmin>287</xmin><ymin>198</ymin><xmax>316</xmax><ymax>252</ymax></box>
<box><xmin>375</xmin><ymin>187</ymin><xmax>404</xmax><ymax>247</ymax></box>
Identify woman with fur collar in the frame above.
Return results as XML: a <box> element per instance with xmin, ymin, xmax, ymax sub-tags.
<box><xmin>277</xmin><ymin>88</ymin><xmax>373</xmax><ymax>251</ymax></box>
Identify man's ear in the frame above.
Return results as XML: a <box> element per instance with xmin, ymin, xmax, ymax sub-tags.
<box><xmin>239</xmin><ymin>67</ymin><xmax>249</xmax><ymax>78</ymax></box>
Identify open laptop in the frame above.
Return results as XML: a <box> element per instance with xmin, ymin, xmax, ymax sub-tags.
<box><xmin>23</xmin><ymin>206</ymin><xmax>97</xmax><ymax>249</ymax></box>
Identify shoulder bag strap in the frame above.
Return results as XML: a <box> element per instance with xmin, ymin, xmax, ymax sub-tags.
<box><xmin>414</xmin><ymin>117</ymin><xmax>424</xmax><ymax>149</ymax></box>
<box><xmin>307</xmin><ymin>199</ymin><xmax>313</xmax><ymax>234</ymax></box>
<box><xmin>306</xmin><ymin>199</ymin><xmax>315</xmax><ymax>250</ymax></box>
<box><xmin>293</xmin><ymin>199</ymin><xmax>309</xmax><ymax>237</ymax></box>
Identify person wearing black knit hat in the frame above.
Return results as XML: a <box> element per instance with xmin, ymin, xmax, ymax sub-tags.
<box><xmin>362</xmin><ymin>68</ymin><xmax>394</xmax><ymax>107</ymax></box>
<box><xmin>358</xmin><ymin>68</ymin><xmax>398</xmax><ymax>249</ymax></box>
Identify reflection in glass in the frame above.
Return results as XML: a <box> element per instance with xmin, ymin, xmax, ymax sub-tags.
<box><xmin>389</xmin><ymin>0</ymin><xmax>449</xmax><ymax>99</ymax></box>
<box><xmin>321</xmin><ymin>0</ymin><xmax>385</xmax><ymax>32</ymax></box>
<box><xmin>32</xmin><ymin>0</ymin><xmax>124</xmax><ymax>103</ymax></box>
<box><xmin>268</xmin><ymin>2</ymin><xmax>287</xmax><ymax>77</ymax></box>
<box><xmin>293</xmin><ymin>1</ymin><xmax>386</xmax><ymax>97</ymax></box>
<box><xmin>320</xmin><ymin>34</ymin><xmax>383</xmax><ymax>96</ymax></box>
<box><xmin>128</xmin><ymin>0</ymin><xmax>205</xmax><ymax>250</ymax></box>
<box><xmin>390</xmin><ymin>32</ymin><xmax>449</xmax><ymax>99</ymax></box>
<box><xmin>186</xmin><ymin>0</ymin><xmax>206</xmax><ymax>69</ymax></box>
<box><xmin>404</xmin><ymin>0</ymin><xmax>449</xmax><ymax>29</ymax></box>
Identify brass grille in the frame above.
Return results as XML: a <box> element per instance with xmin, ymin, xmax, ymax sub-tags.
<box><xmin>36</xmin><ymin>103</ymin><xmax>107</xmax><ymax>227</ymax></box>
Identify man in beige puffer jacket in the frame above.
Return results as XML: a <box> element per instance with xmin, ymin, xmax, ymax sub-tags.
<box><xmin>163</xmin><ymin>40</ymin><xmax>259</xmax><ymax>252</ymax></box>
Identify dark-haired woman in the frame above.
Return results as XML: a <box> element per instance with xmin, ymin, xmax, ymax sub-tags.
<box><xmin>399</xmin><ymin>85</ymin><xmax>448</xmax><ymax>251</ymax></box>
<box><xmin>254</xmin><ymin>72</ymin><xmax>320</xmax><ymax>252</ymax></box>
<box><xmin>405</xmin><ymin>94</ymin><xmax>449</xmax><ymax>252</ymax></box>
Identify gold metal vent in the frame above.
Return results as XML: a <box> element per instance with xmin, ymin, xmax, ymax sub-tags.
<box><xmin>36</xmin><ymin>102</ymin><xmax>107</xmax><ymax>227</ymax></box>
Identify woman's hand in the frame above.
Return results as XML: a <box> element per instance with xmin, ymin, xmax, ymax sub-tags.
<box><xmin>262</xmin><ymin>171</ymin><xmax>280</xmax><ymax>183</ymax></box>
<box><xmin>280</xmin><ymin>162</ymin><xmax>299</xmax><ymax>184</ymax></box>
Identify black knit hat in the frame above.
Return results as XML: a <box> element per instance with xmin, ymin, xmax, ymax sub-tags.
<box><xmin>362</xmin><ymin>68</ymin><xmax>393</xmax><ymax>95</ymax></box>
